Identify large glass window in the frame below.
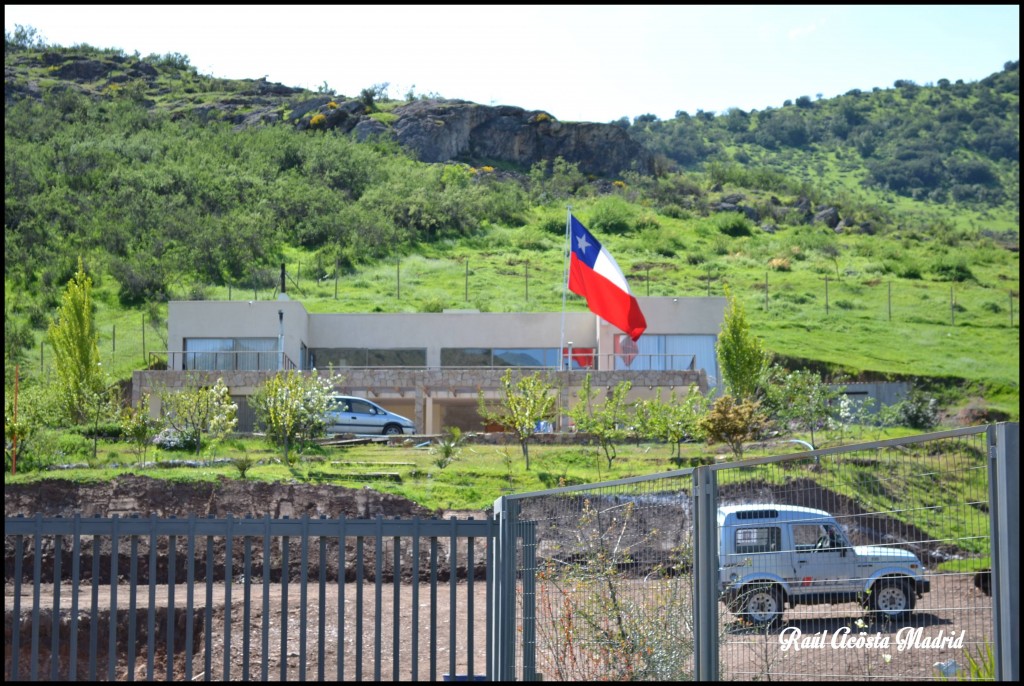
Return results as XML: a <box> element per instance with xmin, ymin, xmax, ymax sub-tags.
<box><xmin>441</xmin><ymin>348</ymin><xmax>561</xmax><ymax>367</ymax></box>
<box><xmin>184</xmin><ymin>338</ymin><xmax>276</xmax><ymax>371</ymax></box>
<box><xmin>309</xmin><ymin>348</ymin><xmax>426</xmax><ymax>368</ymax></box>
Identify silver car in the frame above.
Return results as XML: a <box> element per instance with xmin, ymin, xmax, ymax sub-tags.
<box><xmin>324</xmin><ymin>396</ymin><xmax>416</xmax><ymax>436</ymax></box>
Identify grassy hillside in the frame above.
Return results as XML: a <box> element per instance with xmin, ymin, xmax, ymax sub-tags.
<box><xmin>3</xmin><ymin>37</ymin><xmax>1019</xmax><ymax>425</ymax></box>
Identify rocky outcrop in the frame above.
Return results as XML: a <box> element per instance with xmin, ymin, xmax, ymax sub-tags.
<box><xmin>389</xmin><ymin>99</ymin><xmax>653</xmax><ymax>177</ymax></box>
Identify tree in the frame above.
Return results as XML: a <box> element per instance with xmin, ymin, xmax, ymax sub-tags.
<box><xmin>250</xmin><ymin>369</ymin><xmax>341</xmax><ymax>463</ymax></box>
<box><xmin>159</xmin><ymin>376</ymin><xmax>237</xmax><ymax>456</ymax></box>
<box><xmin>47</xmin><ymin>258</ymin><xmax>104</xmax><ymax>424</ymax></box>
<box><xmin>699</xmin><ymin>394</ymin><xmax>767</xmax><ymax>461</ymax></box>
<box><xmin>568</xmin><ymin>374</ymin><xmax>633</xmax><ymax>472</ymax></box>
<box><xmin>120</xmin><ymin>393</ymin><xmax>159</xmax><ymax>465</ymax></box>
<box><xmin>763</xmin><ymin>367</ymin><xmax>843</xmax><ymax>447</ymax></box>
<box><xmin>477</xmin><ymin>369</ymin><xmax>557</xmax><ymax>470</ymax></box>
<box><xmin>716</xmin><ymin>286</ymin><xmax>771</xmax><ymax>402</ymax></box>
<box><xmin>633</xmin><ymin>386</ymin><xmax>712</xmax><ymax>462</ymax></box>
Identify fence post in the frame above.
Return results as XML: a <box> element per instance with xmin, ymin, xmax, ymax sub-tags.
<box><xmin>825</xmin><ymin>275</ymin><xmax>830</xmax><ymax>315</ymax></box>
<box><xmin>989</xmin><ymin>422</ymin><xmax>1020</xmax><ymax>681</ymax></box>
<box><xmin>693</xmin><ymin>465</ymin><xmax>720</xmax><ymax>680</ymax></box>
<box><xmin>491</xmin><ymin>497</ymin><xmax>519</xmax><ymax>680</ymax></box>
<box><xmin>887</xmin><ymin>281</ymin><xmax>891</xmax><ymax>322</ymax></box>
<box><xmin>465</xmin><ymin>260</ymin><xmax>469</xmax><ymax>302</ymax></box>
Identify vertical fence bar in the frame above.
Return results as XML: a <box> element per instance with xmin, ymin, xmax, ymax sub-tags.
<box><xmin>127</xmin><ymin>530</ymin><xmax>138</xmax><ymax>681</ymax></box>
<box><xmin>449</xmin><ymin>517</ymin><xmax>458</xmax><ymax>681</ymax></box>
<box><xmin>30</xmin><ymin>517</ymin><xmax>41</xmax><ymax>681</ymax></box>
<box><xmin>185</xmin><ymin>518</ymin><xmax>195</xmax><ymax>682</ymax></box>
<box><xmin>430</xmin><ymin>535</ymin><xmax>439</xmax><ymax>681</ymax></box>
<box><xmin>70</xmin><ymin>516</ymin><xmax>81</xmax><ymax>680</ymax></box>
<box><xmin>355</xmin><ymin>536</ymin><xmax>364</xmax><ymax>682</ymax></box>
<box><xmin>242</xmin><ymin>524</ymin><xmax>252</xmax><ymax>682</ymax></box>
<box><xmin>693</xmin><ymin>465</ymin><xmax>719</xmax><ymax>681</ymax></box>
<box><xmin>318</xmin><ymin>517</ymin><xmax>327</xmax><ymax>683</ymax></box>
<box><xmin>467</xmin><ymin>528</ymin><xmax>475</xmax><ymax>679</ymax></box>
<box><xmin>520</xmin><ymin>520</ymin><xmax>536</xmax><ymax>681</ymax></box>
<box><xmin>261</xmin><ymin>516</ymin><xmax>270</xmax><ymax>683</ymax></box>
<box><xmin>337</xmin><ymin>515</ymin><xmax>347</xmax><ymax>682</ymax></box>
<box><xmin>146</xmin><ymin>516</ymin><xmax>157</xmax><ymax>681</ymax></box>
<box><xmin>280</xmin><ymin>527</ymin><xmax>289</xmax><ymax>681</ymax></box>
<box><xmin>12</xmin><ymin>530</ymin><xmax>23</xmax><ymax>681</ymax></box>
<box><xmin>108</xmin><ymin>515</ymin><xmax>119</xmax><ymax>681</ymax></box>
<box><xmin>50</xmin><ymin>531</ymin><xmax>63</xmax><ymax>680</ymax></box>
<box><xmin>990</xmin><ymin>423</ymin><xmax>1020</xmax><ymax>680</ymax></box>
<box><xmin>202</xmin><ymin>524</ymin><xmax>213</xmax><ymax>679</ymax></box>
<box><xmin>166</xmin><ymin>527</ymin><xmax>176</xmax><ymax>681</ymax></box>
<box><xmin>374</xmin><ymin>516</ymin><xmax>384</xmax><ymax>681</ymax></box>
<box><xmin>223</xmin><ymin>514</ymin><xmax>233</xmax><ymax>681</ymax></box>
<box><xmin>299</xmin><ymin>516</ymin><xmax>309</xmax><ymax>683</ymax></box>
<box><xmin>392</xmin><ymin>524</ymin><xmax>401</xmax><ymax>682</ymax></box>
<box><xmin>411</xmin><ymin>520</ymin><xmax>421</xmax><ymax>682</ymax></box>
<box><xmin>486</xmin><ymin>517</ymin><xmax>495</xmax><ymax>682</ymax></box>
<box><xmin>89</xmin><ymin>526</ymin><xmax>101</xmax><ymax>681</ymax></box>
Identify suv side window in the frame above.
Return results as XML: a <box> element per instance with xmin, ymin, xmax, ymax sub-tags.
<box><xmin>793</xmin><ymin>523</ymin><xmax>843</xmax><ymax>551</ymax></box>
<box><xmin>735</xmin><ymin>526</ymin><xmax>781</xmax><ymax>554</ymax></box>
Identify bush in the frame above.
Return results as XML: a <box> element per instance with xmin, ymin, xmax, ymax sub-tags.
<box><xmin>931</xmin><ymin>258</ymin><xmax>975</xmax><ymax>283</ymax></box>
<box><xmin>152</xmin><ymin>427</ymin><xmax>197</xmax><ymax>452</ymax></box>
<box><xmin>894</xmin><ymin>391</ymin><xmax>940</xmax><ymax>430</ymax></box>
<box><xmin>712</xmin><ymin>212</ymin><xmax>753</xmax><ymax>237</ymax></box>
<box><xmin>589</xmin><ymin>196</ymin><xmax>634</xmax><ymax>235</ymax></box>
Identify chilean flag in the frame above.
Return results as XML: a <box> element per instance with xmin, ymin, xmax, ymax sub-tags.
<box><xmin>567</xmin><ymin>214</ymin><xmax>647</xmax><ymax>341</ymax></box>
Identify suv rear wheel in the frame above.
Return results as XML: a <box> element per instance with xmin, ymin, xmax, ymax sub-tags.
<box><xmin>871</xmin><ymin>578</ymin><xmax>914</xmax><ymax>621</ymax></box>
<box><xmin>738</xmin><ymin>584</ymin><xmax>784</xmax><ymax>626</ymax></box>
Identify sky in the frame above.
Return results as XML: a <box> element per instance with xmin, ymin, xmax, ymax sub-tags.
<box><xmin>5</xmin><ymin>5</ymin><xmax>1020</xmax><ymax>123</ymax></box>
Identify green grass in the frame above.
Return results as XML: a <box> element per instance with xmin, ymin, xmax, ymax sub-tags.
<box><xmin>6</xmin><ymin>426</ymin><xmax>994</xmax><ymax>571</ymax></box>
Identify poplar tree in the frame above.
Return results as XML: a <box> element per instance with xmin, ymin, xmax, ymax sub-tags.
<box><xmin>716</xmin><ymin>285</ymin><xmax>771</xmax><ymax>402</ymax></box>
<box><xmin>47</xmin><ymin>258</ymin><xmax>104</xmax><ymax>424</ymax></box>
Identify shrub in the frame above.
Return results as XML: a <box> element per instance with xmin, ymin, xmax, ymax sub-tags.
<box><xmin>931</xmin><ymin>257</ymin><xmax>975</xmax><ymax>282</ymax></box>
<box><xmin>894</xmin><ymin>390</ymin><xmax>939</xmax><ymax>430</ymax></box>
<box><xmin>712</xmin><ymin>212</ymin><xmax>753</xmax><ymax>237</ymax></box>
<box><xmin>589</xmin><ymin>196</ymin><xmax>634</xmax><ymax>235</ymax></box>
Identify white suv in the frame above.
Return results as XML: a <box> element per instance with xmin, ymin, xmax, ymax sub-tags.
<box><xmin>718</xmin><ymin>504</ymin><xmax>930</xmax><ymax>625</ymax></box>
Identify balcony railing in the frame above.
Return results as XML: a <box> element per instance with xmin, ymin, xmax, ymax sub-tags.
<box><xmin>152</xmin><ymin>351</ymin><xmax>297</xmax><ymax>372</ymax></box>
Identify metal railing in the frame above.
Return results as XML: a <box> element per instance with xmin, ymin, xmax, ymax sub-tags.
<box><xmin>5</xmin><ymin>514</ymin><xmax>495</xmax><ymax>681</ymax></box>
<box><xmin>150</xmin><ymin>351</ymin><xmax>297</xmax><ymax>372</ymax></box>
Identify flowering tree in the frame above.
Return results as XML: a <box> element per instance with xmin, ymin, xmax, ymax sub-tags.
<box><xmin>159</xmin><ymin>376</ymin><xmax>237</xmax><ymax>456</ymax></box>
<box><xmin>250</xmin><ymin>369</ymin><xmax>342</xmax><ymax>463</ymax></box>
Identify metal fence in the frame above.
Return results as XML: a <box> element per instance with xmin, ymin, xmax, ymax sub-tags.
<box><xmin>5</xmin><ymin>424</ymin><xmax>1018</xmax><ymax>681</ymax></box>
<box><xmin>493</xmin><ymin>423</ymin><xmax>1019</xmax><ymax>681</ymax></box>
<box><xmin>5</xmin><ymin>515</ymin><xmax>495</xmax><ymax>681</ymax></box>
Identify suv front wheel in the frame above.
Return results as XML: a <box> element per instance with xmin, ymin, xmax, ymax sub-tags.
<box><xmin>870</xmin><ymin>578</ymin><xmax>915</xmax><ymax>621</ymax></box>
<box><xmin>383</xmin><ymin>424</ymin><xmax>404</xmax><ymax>436</ymax></box>
<box><xmin>738</xmin><ymin>584</ymin><xmax>784</xmax><ymax>626</ymax></box>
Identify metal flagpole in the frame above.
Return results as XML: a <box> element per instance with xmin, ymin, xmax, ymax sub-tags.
<box><xmin>559</xmin><ymin>206</ymin><xmax>572</xmax><ymax>370</ymax></box>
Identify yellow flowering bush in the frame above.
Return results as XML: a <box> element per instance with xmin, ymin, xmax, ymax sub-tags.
<box><xmin>310</xmin><ymin>112</ymin><xmax>327</xmax><ymax>128</ymax></box>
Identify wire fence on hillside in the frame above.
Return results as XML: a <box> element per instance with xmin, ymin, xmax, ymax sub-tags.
<box><xmin>17</xmin><ymin>258</ymin><xmax>1019</xmax><ymax>383</ymax></box>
